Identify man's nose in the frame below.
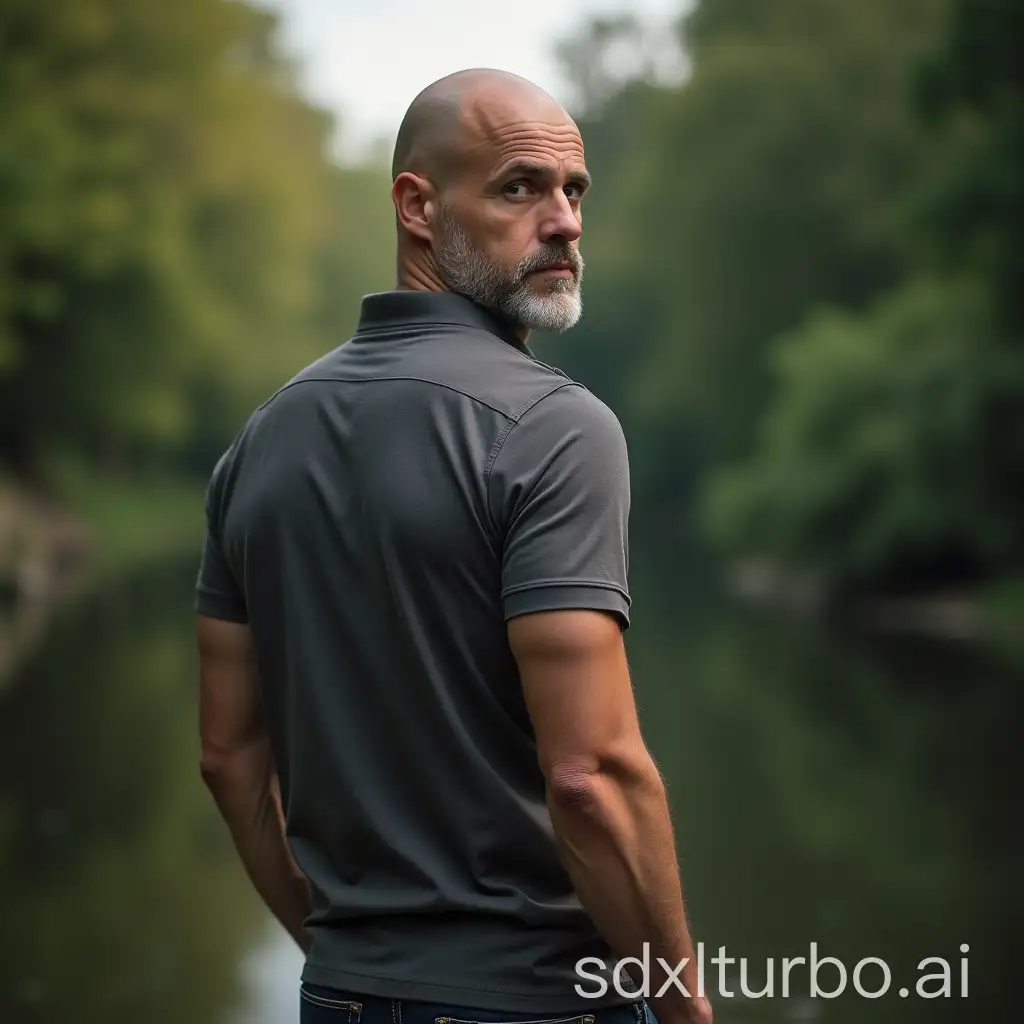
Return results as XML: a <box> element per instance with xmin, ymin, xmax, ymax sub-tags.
<box><xmin>539</xmin><ymin>190</ymin><xmax>582</xmax><ymax>244</ymax></box>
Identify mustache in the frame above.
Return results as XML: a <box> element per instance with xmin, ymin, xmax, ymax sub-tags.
<box><xmin>516</xmin><ymin>244</ymin><xmax>584</xmax><ymax>279</ymax></box>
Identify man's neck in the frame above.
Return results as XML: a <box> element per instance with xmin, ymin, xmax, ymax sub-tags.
<box><xmin>393</xmin><ymin>268</ymin><xmax>531</xmax><ymax>345</ymax></box>
<box><xmin>396</xmin><ymin>262</ymin><xmax>447</xmax><ymax>294</ymax></box>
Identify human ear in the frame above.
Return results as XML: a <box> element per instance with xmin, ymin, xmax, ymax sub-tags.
<box><xmin>392</xmin><ymin>172</ymin><xmax>437</xmax><ymax>242</ymax></box>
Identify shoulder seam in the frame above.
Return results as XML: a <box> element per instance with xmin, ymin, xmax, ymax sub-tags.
<box><xmin>255</xmin><ymin>375</ymin><xmax>519</xmax><ymax>422</ymax></box>
<box><xmin>482</xmin><ymin>380</ymin><xmax>584</xmax><ymax>536</ymax></box>
<box><xmin>484</xmin><ymin>380</ymin><xmax>581</xmax><ymax>478</ymax></box>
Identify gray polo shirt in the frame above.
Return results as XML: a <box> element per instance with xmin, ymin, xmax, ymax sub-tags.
<box><xmin>196</xmin><ymin>290</ymin><xmax>635</xmax><ymax>1011</ymax></box>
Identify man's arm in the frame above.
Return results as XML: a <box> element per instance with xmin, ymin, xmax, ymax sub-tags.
<box><xmin>509</xmin><ymin>608</ymin><xmax>712</xmax><ymax>1024</ymax></box>
<box><xmin>196</xmin><ymin>614</ymin><xmax>312</xmax><ymax>952</ymax></box>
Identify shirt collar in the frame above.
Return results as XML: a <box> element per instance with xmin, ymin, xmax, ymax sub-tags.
<box><xmin>355</xmin><ymin>290</ymin><xmax>532</xmax><ymax>355</ymax></box>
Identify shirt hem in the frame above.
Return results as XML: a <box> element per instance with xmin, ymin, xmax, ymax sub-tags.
<box><xmin>299</xmin><ymin>963</ymin><xmax>640</xmax><ymax>1013</ymax></box>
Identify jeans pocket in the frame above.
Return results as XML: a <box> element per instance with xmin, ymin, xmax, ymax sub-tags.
<box><xmin>300</xmin><ymin>984</ymin><xmax>364</xmax><ymax>1021</ymax></box>
<box><xmin>434</xmin><ymin>1016</ymin><xmax>595</xmax><ymax>1024</ymax></box>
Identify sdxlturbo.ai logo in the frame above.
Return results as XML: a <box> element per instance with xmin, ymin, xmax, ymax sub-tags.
<box><xmin>576</xmin><ymin>943</ymin><xmax>970</xmax><ymax>1001</ymax></box>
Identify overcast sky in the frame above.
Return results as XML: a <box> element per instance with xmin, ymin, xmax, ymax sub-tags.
<box><xmin>260</xmin><ymin>0</ymin><xmax>687</xmax><ymax>162</ymax></box>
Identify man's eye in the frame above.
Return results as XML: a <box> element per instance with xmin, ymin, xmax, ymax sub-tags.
<box><xmin>564</xmin><ymin>184</ymin><xmax>584</xmax><ymax>201</ymax></box>
<box><xmin>504</xmin><ymin>181</ymin><xmax>530</xmax><ymax>197</ymax></box>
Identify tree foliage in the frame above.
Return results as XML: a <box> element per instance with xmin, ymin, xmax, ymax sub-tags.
<box><xmin>698</xmin><ymin>0</ymin><xmax>1024</xmax><ymax>589</ymax></box>
<box><xmin>546</xmin><ymin>0</ymin><xmax>1024</xmax><ymax>590</ymax></box>
<box><xmin>0</xmin><ymin>0</ymin><xmax>393</xmax><ymax>475</ymax></box>
<box><xmin>705</xmin><ymin>279</ymin><xmax>1024</xmax><ymax>587</ymax></box>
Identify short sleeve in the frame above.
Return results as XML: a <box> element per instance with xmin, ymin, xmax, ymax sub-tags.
<box><xmin>195</xmin><ymin>456</ymin><xmax>249</xmax><ymax>623</ymax></box>
<box><xmin>489</xmin><ymin>383</ymin><xmax>631</xmax><ymax>628</ymax></box>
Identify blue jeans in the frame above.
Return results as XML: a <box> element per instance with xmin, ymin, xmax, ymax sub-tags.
<box><xmin>298</xmin><ymin>986</ymin><xmax>653</xmax><ymax>1024</ymax></box>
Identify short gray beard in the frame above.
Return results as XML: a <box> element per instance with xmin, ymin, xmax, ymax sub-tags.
<box><xmin>434</xmin><ymin>209</ymin><xmax>584</xmax><ymax>333</ymax></box>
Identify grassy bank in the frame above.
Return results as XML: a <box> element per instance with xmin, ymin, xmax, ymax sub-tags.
<box><xmin>48</xmin><ymin>461</ymin><xmax>208</xmax><ymax>585</ymax></box>
<box><xmin>1</xmin><ymin>464</ymin><xmax>208</xmax><ymax>690</ymax></box>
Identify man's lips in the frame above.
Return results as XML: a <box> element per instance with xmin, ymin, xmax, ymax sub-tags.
<box><xmin>529</xmin><ymin>262</ymin><xmax>575</xmax><ymax>277</ymax></box>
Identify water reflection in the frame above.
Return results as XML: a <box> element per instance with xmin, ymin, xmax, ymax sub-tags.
<box><xmin>627</xmin><ymin>573</ymin><xmax>1021</xmax><ymax>1021</ymax></box>
<box><xmin>0</xmin><ymin>556</ymin><xmax>1018</xmax><ymax>1021</ymax></box>
<box><xmin>0</xmin><ymin>561</ymin><xmax>265</xmax><ymax>1023</ymax></box>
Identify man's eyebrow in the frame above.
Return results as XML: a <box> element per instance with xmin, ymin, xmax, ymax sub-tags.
<box><xmin>492</xmin><ymin>161</ymin><xmax>592</xmax><ymax>190</ymax></box>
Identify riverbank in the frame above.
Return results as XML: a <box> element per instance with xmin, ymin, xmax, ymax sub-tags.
<box><xmin>47</xmin><ymin>461</ymin><xmax>207</xmax><ymax>583</ymax></box>
<box><xmin>0</xmin><ymin>465</ymin><xmax>206</xmax><ymax>688</ymax></box>
<box><xmin>726</xmin><ymin>556</ymin><xmax>1024</xmax><ymax>659</ymax></box>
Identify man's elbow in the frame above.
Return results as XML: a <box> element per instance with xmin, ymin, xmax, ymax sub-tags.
<box><xmin>200</xmin><ymin>747</ymin><xmax>236</xmax><ymax>794</ymax></box>
<box><xmin>547</xmin><ymin>760</ymin><xmax>603</xmax><ymax>809</ymax></box>
<box><xmin>546</xmin><ymin>751</ymin><xmax>662</xmax><ymax>813</ymax></box>
<box><xmin>200</xmin><ymin>732</ymin><xmax>273</xmax><ymax>797</ymax></box>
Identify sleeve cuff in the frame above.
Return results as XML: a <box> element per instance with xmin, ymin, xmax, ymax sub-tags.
<box><xmin>195</xmin><ymin>588</ymin><xmax>249</xmax><ymax>623</ymax></box>
<box><xmin>503</xmin><ymin>582</ymin><xmax>630</xmax><ymax>630</ymax></box>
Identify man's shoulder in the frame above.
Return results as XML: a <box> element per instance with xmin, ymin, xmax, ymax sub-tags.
<box><xmin>513</xmin><ymin>368</ymin><xmax>625</xmax><ymax>434</ymax></box>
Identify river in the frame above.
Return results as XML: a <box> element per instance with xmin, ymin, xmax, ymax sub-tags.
<box><xmin>0</xmin><ymin>555</ymin><xmax>1018</xmax><ymax>1022</ymax></box>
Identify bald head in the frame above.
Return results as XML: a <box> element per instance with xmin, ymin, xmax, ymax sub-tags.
<box><xmin>391</xmin><ymin>69</ymin><xmax>571</xmax><ymax>186</ymax></box>
<box><xmin>391</xmin><ymin>69</ymin><xmax>588</xmax><ymax>334</ymax></box>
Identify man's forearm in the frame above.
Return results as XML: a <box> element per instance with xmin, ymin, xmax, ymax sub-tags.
<box><xmin>202</xmin><ymin>739</ymin><xmax>313</xmax><ymax>952</ymax></box>
<box><xmin>548</xmin><ymin>756</ymin><xmax>704</xmax><ymax>1018</ymax></box>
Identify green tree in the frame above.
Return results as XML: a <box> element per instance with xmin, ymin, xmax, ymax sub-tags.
<box><xmin>916</xmin><ymin>0</ymin><xmax>1024</xmax><ymax>329</ymax></box>
<box><xmin>704</xmin><ymin>279</ymin><xmax>1024</xmax><ymax>588</ymax></box>
<box><xmin>0</xmin><ymin>0</ymin><xmax>393</xmax><ymax>478</ymax></box>
<box><xmin>547</xmin><ymin>0</ymin><xmax>947</xmax><ymax>543</ymax></box>
<box><xmin>703</xmin><ymin>0</ymin><xmax>1024</xmax><ymax>590</ymax></box>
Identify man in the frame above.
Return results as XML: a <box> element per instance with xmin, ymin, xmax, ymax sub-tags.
<box><xmin>196</xmin><ymin>69</ymin><xmax>712</xmax><ymax>1024</ymax></box>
